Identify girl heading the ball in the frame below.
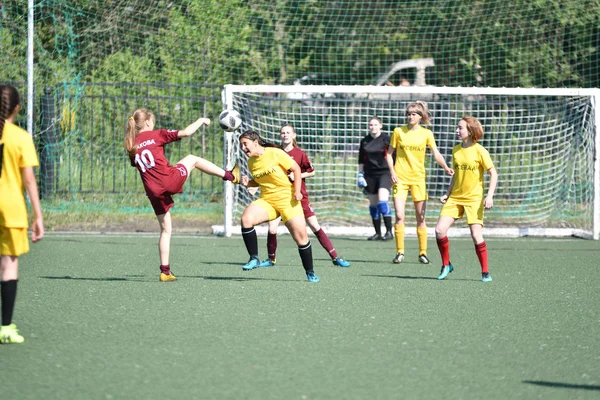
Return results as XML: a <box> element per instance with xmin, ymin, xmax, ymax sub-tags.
<box><xmin>236</xmin><ymin>130</ymin><xmax>319</xmax><ymax>282</ymax></box>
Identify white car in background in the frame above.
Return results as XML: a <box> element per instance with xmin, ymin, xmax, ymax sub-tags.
<box><xmin>286</xmin><ymin>58</ymin><xmax>436</xmax><ymax>103</ymax></box>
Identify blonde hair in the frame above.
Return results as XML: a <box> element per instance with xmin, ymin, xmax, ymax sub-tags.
<box><xmin>462</xmin><ymin>115</ymin><xmax>484</xmax><ymax>142</ymax></box>
<box><xmin>406</xmin><ymin>101</ymin><xmax>431</xmax><ymax>126</ymax></box>
<box><xmin>280</xmin><ymin>124</ymin><xmax>298</xmax><ymax>147</ymax></box>
<box><xmin>124</xmin><ymin>108</ymin><xmax>155</xmax><ymax>157</ymax></box>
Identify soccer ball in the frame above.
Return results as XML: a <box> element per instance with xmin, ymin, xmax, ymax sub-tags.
<box><xmin>218</xmin><ymin>109</ymin><xmax>242</xmax><ymax>132</ymax></box>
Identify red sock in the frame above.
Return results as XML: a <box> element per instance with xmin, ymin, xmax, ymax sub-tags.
<box><xmin>160</xmin><ymin>264</ymin><xmax>171</xmax><ymax>275</ymax></box>
<box><xmin>222</xmin><ymin>171</ymin><xmax>234</xmax><ymax>181</ymax></box>
<box><xmin>436</xmin><ymin>236</ymin><xmax>450</xmax><ymax>266</ymax></box>
<box><xmin>314</xmin><ymin>228</ymin><xmax>338</xmax><ymax>259</ymax></box>
<box><xmin>266</xmin><ymin>232</ymin><xmax>277</xmax><ymax>261</ymax></box>
<box><xmin>475</xmin><ymin>241</ymin><xmax>488</xmax><ymax>273</ymax></box>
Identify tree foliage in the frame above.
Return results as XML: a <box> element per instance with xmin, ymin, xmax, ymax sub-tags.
<box><xmin>1</xmin><ymin>0</ymin><xmax>598</xmax><ymax>88</ymax></box>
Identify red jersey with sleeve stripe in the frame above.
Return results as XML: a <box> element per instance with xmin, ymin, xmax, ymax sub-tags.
<box><xmin>284</xmin><ymin>146</ymin><xmax>313</xmax><ymax>198</ymax></box>
<box><xmin>130</xmin><ymin>129</ymin><xmax>183</xmax><ymax>197</ymax></box>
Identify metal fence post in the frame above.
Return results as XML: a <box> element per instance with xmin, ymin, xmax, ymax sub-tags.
<box><xmin>39</xmin><ymin>86</ymin><xmax>58</xmax><ymax>198</ymax></box>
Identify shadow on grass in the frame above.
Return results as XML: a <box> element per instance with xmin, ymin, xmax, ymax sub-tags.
<box><xmin>39</xmin><ymin>275</ymin><xmax>146</xmax><ymax>282</ymax></box>
<box><xmin>200</xmin><ymin>261</ymin><xmax>247</xmax><ymax>267</ymax></box>
<box><xmin>363</xmin><ymin>273</ymin><xmax>439</xmax><ymax>281</ymax></box>
<box><xmin>363</xmin><ymin>273</ymin><xmax>476</xmax><ymax>281</ymax></box>
<box><xmin>178</xmin><ymin>275</ymin><xmax>299</xmax><ymax>282</ymax></box>
<box><xmin>523</xmin><ymin>380</ymin><xmax>600</xmax><ymax>391</ymax></box>
<box><xmin>40</xmin><ymin>273</ymin><xmax>302</xmax><ymax>283</ymax></box>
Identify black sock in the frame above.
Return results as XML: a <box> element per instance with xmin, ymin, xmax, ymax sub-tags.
<box><xmin>383</xmin><ymin>216</ymin><xmax>393</xmax><ymax>233</ymax></box>
<box><xmin>241</xmin><ymin>226</ymin><xmax>259</xmax><ymax>258</ymax></box>
<box><xmin>298</xmin><ymin>241</ymin><xmax>314</xmax><ymax>273</ymax></box>
<box><xmin>372</xmin><ymin>218</ymin><xmax>382</xmax><ymax>236</ymax></box>
<box><xmin>1</xmin><ymin>280</ymin><xmax>18</xmax><ymax>326</ymax></box>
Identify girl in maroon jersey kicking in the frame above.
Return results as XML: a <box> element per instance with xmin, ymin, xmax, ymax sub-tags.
<box><xmin>124</xmin><ymin>108</ymin><xmax>238</xmax><ymax>281</ymax></box>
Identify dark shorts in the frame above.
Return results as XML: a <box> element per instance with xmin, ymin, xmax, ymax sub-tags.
<box><xmin>301</xmin><ymin>196</ymin><xmax>315</xmax><ymax>218</ymax></box>
<box><xmin>147</xmin><ymin>163</ymin><xmax>188</xmax><ymax>215</ymax></box>
<box><xmin>364</xmin><ymin>172</ymin><xmax>392</xmax><ymax>195</ymax></box>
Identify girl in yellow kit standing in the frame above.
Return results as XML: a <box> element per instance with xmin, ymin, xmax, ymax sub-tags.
<box><xmin>386</xmin><ymin>101</ymin><xmax>453</xmax><ymax>264</ymax></box>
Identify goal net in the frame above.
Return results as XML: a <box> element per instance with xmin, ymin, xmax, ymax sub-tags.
<box><xmin>217</xmin><ymin>85</ymin><xmax>599</xmax><ymax>240</ymax></box>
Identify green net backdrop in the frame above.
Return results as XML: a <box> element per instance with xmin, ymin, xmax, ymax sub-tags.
<box><xmin>0</xmin><ymin>0</ymin><xmax>599</xmax><ymax>223</ymax></box>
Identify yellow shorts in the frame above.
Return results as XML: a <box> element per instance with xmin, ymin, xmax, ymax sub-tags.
<box><xmin>440</xmin><ymin>197</ymin><xmax>485</xmax><ymax>225</ymax></box>
<box><xmin>252</xmin><ymin>194</ymin><xmax>304</xmax><ymax>224</ymax></box>
<box><xmin>392</xmin><ymin>181</ymin><xmax>428</xmax><ymax>202</ymax></box>
<box><xmin>0</xmin><ymin>227</ymin><xmax>30</xmax><ymax>257</ymax></box>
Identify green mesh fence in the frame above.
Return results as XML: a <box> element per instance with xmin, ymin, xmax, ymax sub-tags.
<box><xmin>0</xmin><ymin>0</ymin><xmax>599</xmax><ymax>219</ymax></box>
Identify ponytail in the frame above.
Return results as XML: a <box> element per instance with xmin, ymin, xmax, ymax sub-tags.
<box><xmin>0</xmin><ymin>85</ymin><xmax>21</xmax><ymax>141</ymax></box>
<box><xmin>124</xmin><ymin>108</ymin><xmax>154</xmax><ymax>157</ymax></box>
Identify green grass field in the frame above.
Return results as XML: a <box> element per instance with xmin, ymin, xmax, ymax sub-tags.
<box><xmin>3</xmin><ymin>234</ymin><xmax>599</xmax><ymax>399</ymax></box>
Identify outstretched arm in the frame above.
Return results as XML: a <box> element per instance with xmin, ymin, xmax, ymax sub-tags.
<box><xmin>178</xmin><ymin>117</ymin><xmax>211</xmax><ymax>137</ymax></box>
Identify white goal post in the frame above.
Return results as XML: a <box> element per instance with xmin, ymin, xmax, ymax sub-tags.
<box><xmin>216</xmin><ymin>84</ymin><xmax>600</xmax><ymax>240</ymax></box>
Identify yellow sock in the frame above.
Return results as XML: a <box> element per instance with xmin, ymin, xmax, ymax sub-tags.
<box><xmin>417</xmin><ymin>226</ymin><xmax>428</xmax><ymax>256</ymax></box>
<box><xmin>394</xmin><ymin>224</ymin><xmax>405</xmax><ymax>254</ymax></box>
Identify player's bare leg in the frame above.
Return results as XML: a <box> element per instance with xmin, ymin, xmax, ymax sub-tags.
<box><xmin>156</xmin><ymin>212</ymin><xmax>176</xmax><ymax>281</ymax></box>
<box><xmin>178</xmin><ymin>155</ymin><xmax>238</xmax><ymax>182</ymax></box>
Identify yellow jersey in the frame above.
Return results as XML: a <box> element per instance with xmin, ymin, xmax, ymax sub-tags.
<box><xmin>390</xmin><ymin>125</ymin><xmax>437</xmax><ymax>184</ymax></box>
<box><xmin>0</xmin><ymin>122</ymin><xmax>40</xmax><ymax>228</ymax></box>
<box><xmin>449</xmin><ymin>143</ymin><xmax>494</xmax><ymax>202</ymax></box>
<box><xmin>248</xmin><ymin>147</ymin><xmax>295</xmax><ymax>198</ymax></box>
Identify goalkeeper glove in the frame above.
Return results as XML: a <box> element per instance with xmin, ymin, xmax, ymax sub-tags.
<box><xmin>357</xmin><ymin>172</ymin><xmax>367</xmax><ymax>188</ymax></box>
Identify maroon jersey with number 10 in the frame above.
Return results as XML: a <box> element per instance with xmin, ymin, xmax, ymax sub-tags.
<box><xmin>130</xmin><ymin>129</ymin><xmax>186</xmax><ymax>197</ymax></box>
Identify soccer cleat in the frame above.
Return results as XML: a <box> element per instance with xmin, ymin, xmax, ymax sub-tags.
<box><xmin>229</xmin><ymin>163</ymin><xmax>240</xmax><ymax>184</ymax></box>
<box><xmin>418</xmin><ymin>254</ymin><xmax>430</xmax><ymax>264</ymax></box>
<box><xmin>482</xmin><ymin>272</ymin><xmax>493</xmax><ymax>282</ymax></box>
<box><xmin>160</xmin><ymin>272</ymin><xmax>176</xmax><ymax>282</ymax></box>
<box><xmin>332</xmin><ymin>257</ymin><xmax>350</xmax><ymax>267</ymax></box>
<box><xmin>306</xmin><ymin>272</ymin><xmax>320</xmax><ymax>282</ymax></box>
<box><xmin>367</xmin><ymin>233</ymin><xmax>383</xmax><ymax>241</ymax></box>
<box><xmin>392</xmin><ymin>253</ymin><xmax>404</xmax><ymax>264</ymax></box>
<box><xmin>382</xmin><ymin>231</ymin><xmax>394</xmax><ymax>241</ymax></box>
<box><xmin>0</xmin><ymin>324</ymin><xmax>24</xmax><ymax>344</ymax></box>
<box><xmin>242</xmin><ymin>256</ymin><xmax>260</xmax><ymax>271</ymax></box>
<box><xmin>258</xmin><ymin>259</ymin><xmax>276</xmax><ymax>267</ymax></box>
<box><xmin>437</xmin><ymin>264</ymin><xmax>454</xmax><ymax>280</ymax></box>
